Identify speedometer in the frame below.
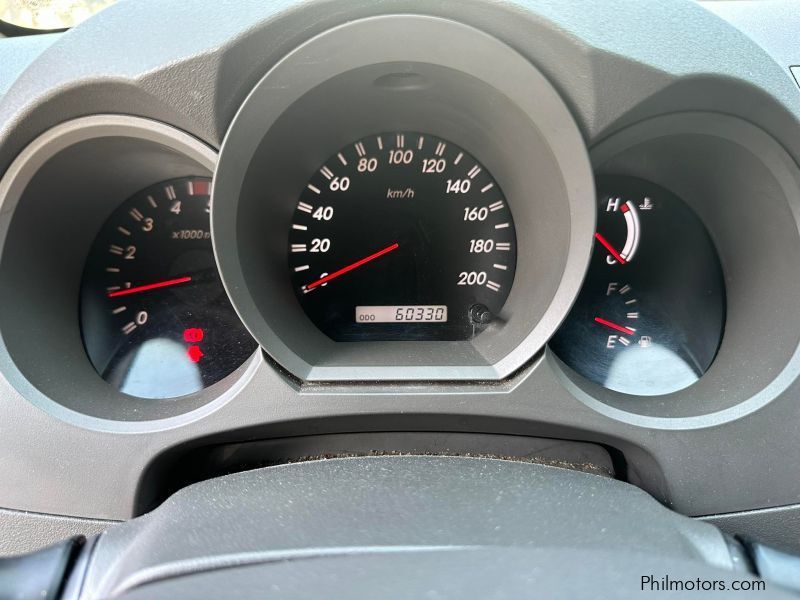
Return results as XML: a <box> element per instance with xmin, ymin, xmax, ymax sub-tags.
<box><xmin>288</xmin><ymin>132</ymin><xmax>517</xmax><ymax>341</ymax></box>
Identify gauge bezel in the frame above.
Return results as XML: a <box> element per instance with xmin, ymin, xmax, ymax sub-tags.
<box><xmin>552</xmin><ymin>112</ymin><xmax>800</xmax><ymax>425</ymax></box>
<box><xmin>0</xmin><ymin>115</ymin><xmax>260</xmax><ymax>426</ymax></box>
<box><xmin>212</xmin><ymin>15</ymin><xmax>595</xmax><ymax>381</ymax></box>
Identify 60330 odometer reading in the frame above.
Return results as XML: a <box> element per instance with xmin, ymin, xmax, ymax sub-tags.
<box><xmin>288</xmin><ymin>132</ymin><xmax>517</xmax><ymax>341</ymax></box>
<box><xmin>356</xmin><ymin>305</ymin><xmax>448</xmax><ymax>323</ymax></box>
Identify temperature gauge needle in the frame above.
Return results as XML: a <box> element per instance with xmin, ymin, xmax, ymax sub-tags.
<box><xmin>107</xmin><ymin>275</ymin><xmax>193</xmax><ymax>298</ymax></box>
<box><xmin>304</xmin><ymin>242</ymin><xmax>399</xmax><ymax>291</ymax></box>
<box><xmin>594</xmin><ymin>317</ymin><xmax>635</xmax><ymax>336</ymax></box>
<box><xmin>594</xmin><ymin>232</ymin><xmax>626</xmax><ymax>265</ymax></box>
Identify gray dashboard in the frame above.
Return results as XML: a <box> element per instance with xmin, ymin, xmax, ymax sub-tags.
<box><xmin>1</xmin><ymin>0</ymin><xmax>800</xmax><ymax>557</ymax></box>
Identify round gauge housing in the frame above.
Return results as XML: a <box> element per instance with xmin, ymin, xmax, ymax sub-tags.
<box><xmin>80</xmin><ymin>177</ymin><xmax>257</xmax><ymax>399</ymax></box>
<box><xmin>289</xmin><ymin>132</ymin><xmax>517</xmax><ymax>341</ymax></box>
<box><xmin>211</xmin><ymin>15</ymin><xmax>595</xmax><ymax>381</ymax></box>
<box><xmin>550</xmin><ymin>176</ymin><xmax>726</xmax><ymax>396</ymax></box>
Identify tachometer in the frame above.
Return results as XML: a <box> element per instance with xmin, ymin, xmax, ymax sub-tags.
<box><xmin>80</xmin><ymin>177</ymin><xmax>257</xmax><ymax>399</ymax></box>
<box><xmin>288</xmin><ymin>132</ymin><xmax>518</xmax><ymax>341</ymax></box>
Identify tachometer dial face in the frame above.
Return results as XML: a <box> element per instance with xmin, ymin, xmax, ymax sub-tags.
<box><xmin>80</xmin><ymin>177</ymin><xmax>257</xmax><ymax>399</ymax></box>
<box><xmin>550</xmin><ymin>176</ymin><xmax>725</xmax><ymax>396</ymax></box>
<box><xmin>288</xmin><ymin>132</ymin><xmax>518</xmax><ymax>341</ymax></box>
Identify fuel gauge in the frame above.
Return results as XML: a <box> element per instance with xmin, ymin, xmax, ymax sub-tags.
<box><xmin>593</xmin><ymin>282</ymin><xmax>645</xmax><ymax>350</ymax></box>
<box><xmin>550</xmin><ymin>176</ymin><xmax>725</xmax><ymax>396</ymax></box>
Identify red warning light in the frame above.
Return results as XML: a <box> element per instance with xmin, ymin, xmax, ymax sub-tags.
<box><xmin>183</xmin><ymin>328</ymin><xmax>204</xmax><ymax>343</ymax></box>
<box><xmin>187</xmin><ymin>345</ymin><xmax>204</xmax><ymax>363</ymax></box>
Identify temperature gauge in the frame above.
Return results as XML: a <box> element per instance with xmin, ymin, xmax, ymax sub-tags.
<box><xmin>550</xmin><ymin>176</ymin><xmax>725</xmax><ymax>396</ymax></box>
<box><xmin>594</xmin><ymin>198</ymin><xmax>641</xmax><ymax>265</ymax></box>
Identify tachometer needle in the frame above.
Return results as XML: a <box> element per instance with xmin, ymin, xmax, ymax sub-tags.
<box><xmin>594</xmin><ymin>317</ymin><xmax>635</xmax><ymax>336</ymax></box>
<box><xmin>304</xmin><ymin>242</ymin><xmax>399</xmax><ymax>291</ymax></box>
<box><xmin>594</xmin><ymin>232</ymin><xmax>626</xmax><ymax>265</ymax></box>
<box><xmin>107</xmin><ymin>275</ymin><xmax>193</xmax><ymax>298</ymax></box>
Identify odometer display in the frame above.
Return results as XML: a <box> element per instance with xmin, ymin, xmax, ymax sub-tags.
<box><xmin>356</xmin><ymin>305</ymin><xmax>448</xmax><ymax>323</ymax></box>
<box><xmin>288</xmin><ymin>132</ymin><xmax>517</xmax><ymax>341</ymax></box>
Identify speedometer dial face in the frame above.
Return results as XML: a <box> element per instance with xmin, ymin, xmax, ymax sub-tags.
<box><xmin>80</xmin><ymin>177</ymin><xmax>257</xmax><ymax>399</ymax></box>
<box><xmin>288</xmin><ymin>132</ymin><xmax>517</xmax><ymax>341</ymax></box>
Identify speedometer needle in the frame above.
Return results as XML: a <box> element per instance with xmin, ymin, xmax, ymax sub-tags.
<box><xmin>107</xmin><ymin>275</ymin><xmax>193</xmax><ymax>298</ymax></box>
<box><xmin>304</xmin><ymin>242</ymin><xmax>399</xmax><ymax>291</ymax></box>
<box><xmin>594</xmin><ymin>317</ymin><xmax>635</xmax><ymax>336</ymax></box>
<box><xmin>594</xmin><ymin>232</ymin><xmax>626</xmax><ymax>265</ymax></box>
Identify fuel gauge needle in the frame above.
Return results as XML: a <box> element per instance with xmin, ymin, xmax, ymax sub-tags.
<box><xmin>594</xmin><ymin>317</ymin><xmax>635</xmax><ymax>336</ymax></box>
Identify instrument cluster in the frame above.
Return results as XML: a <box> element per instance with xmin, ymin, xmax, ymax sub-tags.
<box><xmin>10</xmin><ymin>14</ymin><xmax>798</xmax><ymax>425</ymax></box>
<box><xmin>74</xmin><ymin>165</ymin><xmax>725</xmax><ymax>400</ymax></box>
<box><xmin>65</xmin><ymin>18</ymin><xmax>726</xmax><ymax>401</ymax></box>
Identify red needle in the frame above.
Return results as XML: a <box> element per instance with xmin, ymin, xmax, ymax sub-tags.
<box><xmin>304</xmin><ymin>242</ymin><xmax>399</xmax><ymax>291</ymax></box>
<box><xmin>594</xmin><ymin>317</ymin><xmax>635</xmax><ymax>336</ymax></box>
<box><xmin>107</xmin><ymin>275</ymin><xmax>192</xmax><ymax>298</ymax></box>
<box><xmin>594</xmin><ymin>232</ymin><xmax>626</xmax><ymax>265</ymax></box>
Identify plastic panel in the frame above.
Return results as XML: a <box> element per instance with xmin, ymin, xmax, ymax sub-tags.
<box><xmin>79</xmin><ymin>457</ymin><xmax>743</xmax><ymax>599</ymax></box>
<box><xmin>0</xmin><ymin>509</ymin><xmax>112</xmax><ymax>558</ymax></box>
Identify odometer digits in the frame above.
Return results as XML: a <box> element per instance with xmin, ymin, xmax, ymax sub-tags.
<box><xmin>288</xmin><ymin>132</ymin><xmax>517</xmax><ymax>341</ymax></box>
<box><xmin>356</xmin><ymin>305</ymin><xmax>448</xmax><ymax>323</ymax></box>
